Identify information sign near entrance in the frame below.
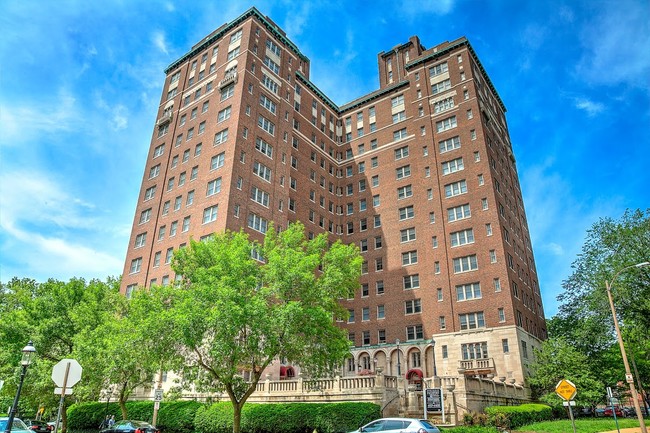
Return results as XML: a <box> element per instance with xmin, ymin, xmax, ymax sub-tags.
<box><xmin>424</xmin><ymin>388</ymin><xmax>445</xmax><ymax>423</ymax></box>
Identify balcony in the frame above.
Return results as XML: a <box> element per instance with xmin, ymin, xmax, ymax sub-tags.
<box><xmin>458</xmin><ymin>358</ymin><xmax>496</xmax><ymax>376</ymax></box>
<box><xmin>218</xmin><ymin>71</ymin><xmax>238</xmax><ymax>88</ymax></box>
<box><xmin>157</xmin><ymin>112</ymin><xmax>173</xmax><ymax>126</ymax></box>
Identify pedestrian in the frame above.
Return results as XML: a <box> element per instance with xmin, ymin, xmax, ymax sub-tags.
<box><xmin>100</xmin><ymin>415</ymin><xmax>110</xmax><ymax>430</ymax></box>
<box><xmin>108</xmin><ymin>415</ymin><xmax>115</xmax><ymax>428</ymax></box>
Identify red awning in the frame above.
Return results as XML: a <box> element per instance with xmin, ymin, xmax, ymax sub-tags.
<box><xmin>406</xmin><ymin>369</ymin><xmax>423</xmax><ymax>380</ymax></box>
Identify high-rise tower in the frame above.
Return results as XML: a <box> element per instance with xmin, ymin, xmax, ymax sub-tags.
<box><xmin>121</xmin><ymin>7</ymin><xmax>546</xmax><ymax>385</ymax></box>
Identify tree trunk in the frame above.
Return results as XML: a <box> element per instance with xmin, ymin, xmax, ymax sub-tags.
<box><xmin>232</xmin><ymin>402</ymin><xmax>242</xmax><ymax>433</ymax></box>
<box><xmin>119</xmin><ymin>396</ymin><xmax>128</xmax><ymax>420</ymax></box>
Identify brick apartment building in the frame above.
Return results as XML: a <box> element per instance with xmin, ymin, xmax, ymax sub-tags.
<box><xmin>121</xmin><ymin>7</ymin><xmax>546</xmax><ymax>387</ymax></box>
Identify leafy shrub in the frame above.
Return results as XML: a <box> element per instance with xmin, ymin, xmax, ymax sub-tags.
<box><xmin>67</xmin><ymin>400</ymin><xmax>202</xmax><ymax>432</ymax></box>
<box><xmin>485</xmin><ymin>403</ymin><xmax>552</xmax><ymax>429</ymax></box>
<box><xmin>194</xmin><ymin>402</ymin><xmax>379</xmax><ymax>433</ymax></box>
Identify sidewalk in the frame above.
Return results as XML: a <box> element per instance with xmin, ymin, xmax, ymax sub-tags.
<box><xmin>599</xmin><ymin>427</ymin><xmax>649</xmax><ymax>433</ymax></box>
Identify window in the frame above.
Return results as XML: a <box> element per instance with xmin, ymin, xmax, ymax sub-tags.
<box><xmin>144</xmin><ymin>186</ymin><xmax>156</xmax><ymax>200</ymax></box>
<box><xmin>374</xmin><ymin>215</ymin><xmax>382</xmax><ymax>228</ymax></box>
<box><xmin>456</xmin><ymin>282</ymin><xmax>481</xmax><ymax>301</ymax></box>
<box><xmin>522</xmin><ymin>341</ymin><xmax>528</xmax><ymax>358</ymax></box>
<box><xmin>174</xmin><ymin>196</ymin><xmax>182</xmax><ymax>211</ymax></box>
<box><xmin>251</xmin><ymin>186</ymin><xmax>270</xmax><ymax>206</ymax></box>
<box><xmin>227</xmin><ymin>47</ymin><xmax>240</xmax><ymax>61</ymax></box>
<box><xmin>214</xmin><ymin>128</ymin><xmax>229</xmax><ymax>145</ymax></box>
<box><xmin>442</xmin><ymin>157</ymin><xmax>464</xmax><ymax>175</ymax></box>
<box><xmin>398</xmin><ymin>205</ymin><xmax>414</xmax><ymax>220</ymax></box>
<box><xmin>460</xmin><ymin>312</ymin><xmax>485</xmax><ymax>330</ymax></box>
<box><xmin>376</xmin><ymin>280</ymin><xmax>385</xmax><ymax>295</ymax></box>
<box><xmin>400</xmin><ymin>227</ymin><xmax>416</xmax><ymax>242</ymax></box>
<box><xmin>396</xmin><ymin>165</ymin><xmax>411</xmax><ymax>179</ymax></box>
<box><xmin>403</xmin><ymin>274</ymin><xmax>420</xmax><ymax>289</ymax></box>
<box><xmin>253</xmin><ymin>161</ymin><xmax>272</xmax><ymax>181</ymax></box>
<box><xmin>262</xmin><ymin>74</ymin><xmax>279</xmax><ymax>94</ymax></box>
<box><xmin>405</xmin><ymin>299</ymin><xmax>421</xmax><ymax>314</ymax></box>
<box><xmin>248</xmin><ymin>213</ymin><xmax>269</xmax><ymax>233</ymax></box>
<box><xmin>371</xmin><ymin>175</ymin><xmax>379</xmax><ymax>187</ymax></box>
<box><xmin>447</xmin><ymin>204</ymin><xmax>472</xmax><ymax>222</ymax></box>
<box><xmin>429</xmin><ymin>62</ymin><xmax>448</xmax><ymax>77</ymax></box>
<box><xmin>397</xmin><ymin>185</ymin><xmax>413</xmax><ymax>200</ymax></box>
<box><xmin>392</xmin><ymin>111</ymin><xmax>406</xmax><ymax>123</ymax></box>
<box><xmin>394</xmin><ymin>146</ymin><xmax>409</xmax><ymax>161</ymax></box>
<box><xmin>453</xmin><ymin>255</ymin><xmax>478</xmax><ymax>273</ymax></box>
<box><xmin>182</xmin><ymin>216</ymin><xmax>190</xmax><ymax>232</ymax></box>
<box><xmin>153</xmin><ymin>144</ymin><xmax>165</xmax><ymax>158</ymax></box>
<box><xmin>362</xmin><ymin>307</ymin><xmax>370</xmax><ymax>321</ymax></box>
<box><xmin>439</xmin><ymin>316</ymin><xmax>446</xmax><ymax>330</ymax></box>
<box><xmin>375</xmin><ymin>257</ymin><xmax>383</xmax><ymax>271</ymax></box>
<box><xmin>348</xmin><ymin>310</ymin><xmax>355</xmax><ymax>323</ymax></box>
<box><xmin>436</xmin><ymin>116</ymin><xmax>457</xmax><ymax>132</ymax></box>
<box><xmin>207</xmin><ymin>178</ymin><xmax>222</xmax><ymax>196</ymax></box>
<box><xmin>377</xmin><ymin>305</ymin><xmax>385</xmax><ymax>319</ymax></box>
<box><xmin>402</xmin><ymin>250</ymin><xmax>418</xmax><ymax>266</ymax></box>
<box><xmin>502</xmin><ymin>339</ymin><xmax>509</xmax><ymax>353</ymax></box>
<box><xmin>371</xmin><ymin>157</ymin><xmax>378</xmax><ymax>168</ymax></box>
<box><xmin>229</xmin><ymin>29</ymin><xmax>242</xmax><ymax>43</ymax></box>
<box><xmin>450</xmin><ymin>228</ymin><xmax>475</xmax><ymax>247</ymax></box>
<box><xmin>393</xmin><ymin>128</ymin><xmax>407</xmax><ymax>141</ymax></box>
<box><xmin>434</xmin><ymin>97</ymin><xmax>454</xmax><ymax>113</ymax></box>
<box><xmin>406</xmin><ymin>325</ymin><xmax>423</xmax><ymax>341</ymax></box>
<box><xmin>134</xmin><ymin>232</ymin><xmax>147</xmax><ymax>248</ymax></box>
<box><xmin>186</xmin><ymin>190</ymin><xmax>195</xmax><ymax>206</ymax></box>
<box><xmin>498</xmin><ymin>308</ymin><xmax>506</xmax><ymax>322</ymax></box>
<box><xmin>494</xmin><ymin>278</ymin><xmax>501</xmax><ymax>292</ymax></box>
<box><xmin>263</xmin><ymin>56</ymin><xmax>280</xmax><ymax>74</ymax></box>
<box><xmin>221</xmin><ymin>84</ymin><xmax>235</xmax><ymax>101</ymax></box>
<box><xmin>258</xmin><ymin>115</ymin><xmax>275</xmax><ymax>135</ymax></box>
<box><xmin>139</xmin><ymin>208</ymin><xmax>152</xmax><ymax>224</ymax></box>
<box><xmin>129</xmin><ymin>258</ymin><xmax>142</xmax><ymax>274</ymax></box>
<box><xmin>482</xmin><ymin>198</ymin><xmax>489</xmax><ymax>210</ymax></box>
<box><xmin>259</xmin><ymin>94</ymin><xmax>277</xmax><ymax>114</ymax></box>
<box><xmin>374</xmin><ymin>236</ymin><xmax>383</xmax><ymax>248</ymax></box>
<box><xmin>217</xmin><ymin>106</ymin><xmax>232</xmax><ymax>122</ymax></box>
<box><xmin>444</xmin><ymin>180</ymin><xmax>467</xmax><ymax>197</ymax></box>
<box><xmin>149</xmin><ymin>164</ymin><xmax>161</xmax><ymax>179</ymax></box>
<box><xmin>431</xmin><ymin>79</ymin><xmax>451</xmax><ymax>95</ymax></box>
<box><xmin>211</xmin><ymin>152</ymin><xmax>225</xmax><ymax>170</ymax></box>
<box><xmin>202</xmin><ymin>205</ymin><xmax>218</xmax><ymax>223</ymax></box>
<box><xmin>391</xmin><ymin>95</ymin><xmax>404</xmax><ymax>107</ymax></box>
<box><xmin>490</xmin><ymin>250</ymin><xmax>497</xmax><ymax>263</ymax></box>
<box><xmin>439</xmin><ymin>136</ymin><xmax>461</xmax><ymax>153</ymax></box>
<box><xmin>462</xmin><ymin>342</ymin><xmax>488</xmax><ymax>360</ymax></box>
<box><xmin>266</xmin><ymin>39</ymin><xmax>282</xmax><ymax>56</ymax></box>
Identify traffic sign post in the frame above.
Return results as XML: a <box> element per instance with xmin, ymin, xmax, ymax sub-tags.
<box><xmin>51</xmin><ymin>359</ymin><xmax>83</xmax><ymax>433</ymax></box>
<box><xmin>555</xmin><ymin>379</ymin><xmax>577</xmax><ymax>433</ymax></box>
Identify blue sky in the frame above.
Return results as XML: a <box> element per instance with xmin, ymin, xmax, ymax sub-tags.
<box><xmin>0</xmin><ymin>0</ymin><xmax>648</xmax><ymax>317</ymax></box>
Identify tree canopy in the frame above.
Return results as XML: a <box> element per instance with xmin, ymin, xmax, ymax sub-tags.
<box><xmin>148</xmin><ymin>222</ymin><xmax>362</xmax><ymax>433</ymax></box>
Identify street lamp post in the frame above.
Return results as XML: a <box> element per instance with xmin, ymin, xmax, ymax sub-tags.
<box><xmin>396</xmin><ymin>339</ymin><xmax>402</xmax><ymax>377</ymax></box>
<box><xmin>431</xmin><ymin>337</ymin><xmax>438</xmax><ymax>378</ymax></box>
<box><xmin>606</xmin><ymin>262</ymin><xmax>649</xmax><ymax>433</ymax></box>
<box><xmin>5</xmin><ymin>341</ymin><xmax>36</xmax><ymax>433</ymax></box>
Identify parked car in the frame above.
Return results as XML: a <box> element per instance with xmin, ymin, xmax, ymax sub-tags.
<box><xmin>46</xmin><ymin>421</ymin><xmax>60</xmax><ymax>431</ymax></box>
<box><xmin>594</xmin><ymin>407</ymin><xmax>606</xmax><ymax>417</ymax></box>
<box><xmin>0</xmin><ymin>418</ymin><xmax>32</xmax><ymax>433</ymax></box>
<box><xmin>349</xmin><ymin>418</ymin><xmax>441</xmax><ymax>433</ymax></box>
<box><xmin>24</xmin><ymin>420</ymin><xmax>51</xmax><ymax>433</ymax></box>
<box><xmin>100</xmin><ymin>420</ymin><xmax>159</xmax><ymax>433</ymax></box>
<box><xmin>603</xmin><ymin>406</ymin><xmax>625</xmax><ymax>417</ymax></box>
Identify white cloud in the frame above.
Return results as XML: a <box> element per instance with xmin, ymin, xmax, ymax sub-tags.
<box><xmin>0</xmin><ymin>89</ymin><xmax>80</xmax><ymax>147</ymax></box>
<box><xmin>576</xmin><ymin>0</ymin><xmax>650</xmax><ymax>90</ymax></box>
<box><xmin>573</xmin><ymin>97</ymin><xmax>604</xmax><ymax>116</ymax></box>
<box><xmin>152</xmin><ymin>31</ymin><xmax>169</xmax><ymax>55</ymax></box>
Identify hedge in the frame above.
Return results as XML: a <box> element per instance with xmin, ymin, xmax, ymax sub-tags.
<box><xmin>67</xmin><ymin>401</ymin><xmax>202</xmax><ymax>433</ymax></box>
<box><xmin>484</xmin><ymin>403</ymin><xmax>553</xmax><ymax>429</ymax></box>
<box><xmin>195</xmin><ymin>402</ymin><xmax>380</xmax><ymax>433</ymax></box>
<box><xmin>68</xmin><ymin>401</ymin><xmax>379</xmax><ymax>433</ymax></box>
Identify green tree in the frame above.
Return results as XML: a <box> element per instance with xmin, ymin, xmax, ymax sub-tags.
<box><xmin>552</xmin><ymin>209</ymin><xmax>650</xmax><ymax>402</ymax></box>
<box><xmin>0</xmin><ymin>277</ymin><xmax>120</xmax><ymax>428</ymax></box>
<box><xmin>152</xmin><ymin>222</ymin><xmax>362</xmax><ymax>433</ymax></box>
<box><xmin>527</xmin><ymin>337</ymin><xmax>604</xmax><ymax>408</ymax></box>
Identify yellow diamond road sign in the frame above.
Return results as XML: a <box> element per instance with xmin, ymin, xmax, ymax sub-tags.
<box><xmin>555</xmin><ymin>379</ymin><xmax>577</xmax><ymax>400</ymax></box>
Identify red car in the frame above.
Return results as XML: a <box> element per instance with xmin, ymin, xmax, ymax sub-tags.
<box><xmin>603</xmin><ymin>407</ymin><xmax>625</xmax><ymax>417</ymax></box>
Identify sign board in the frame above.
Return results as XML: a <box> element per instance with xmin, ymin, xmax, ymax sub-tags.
<box><xmin>52</xmin><ymin>359</ymin><xmax>83</xmax><ymax>388</ymax></box>
<box><xmin>54</xmin><ymin>388</ymin><xmax>73</xmax><ymax>395</ymax></box>
<box><xmin>154</xmin><ymin>401</ymin><xmax>160</xmax><ymax>410</ymax></box>
<box><xmin>425</xmin><ymin>388</ymin><xmax>443</xmax><ymax>412</ymax></box>
<box><xmin>0</xmin><ymin>380</ymin><xmax>4</xmax><ymax>391</ymax></box>
<box><xmin>154</xmin><ymin>389</ymin><xmax>163</xmax><ymax>402</ymax></box>
<box><xmin>563</xmin><ymin>401</ymin><xmax>576</xmax><ymax>406</ymax></box>
<box><xmin>555</xmin><ymin>379</ymin><xmax>577</xmax><ymax>401</ymax></box>
<box><xmin>625</xmin><ymin>373</ymin><xmax>634</xmax><ymax>383</ymax></box>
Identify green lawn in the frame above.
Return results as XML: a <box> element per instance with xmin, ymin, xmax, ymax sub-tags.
<box><xmin>439</xmin><ymin>417</ymin><xmax>645</xmax><ymax>433</ymax></box>
<box><xmin>513</xmin><ymin>417</ymin><xmax>643</xmax><ymax>433</ymax></box>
